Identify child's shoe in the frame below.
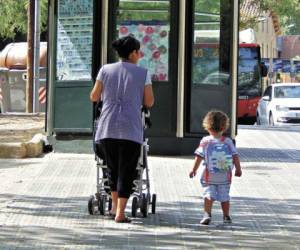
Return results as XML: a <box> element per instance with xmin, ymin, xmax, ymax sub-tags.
<box><xmin>223</xmin><ymin>215</ymin><xmax>232</xmax><ymax>224</ymax></box>
<box><xmin>200</xmin><ymin>213</ymin><xmax>211</xmax><ymax>225</ymax></box>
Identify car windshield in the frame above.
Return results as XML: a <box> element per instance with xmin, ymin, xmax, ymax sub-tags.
<box><xmin>274</xmin><ymin>86</ymin><xmax>300</xmax><ymax>98</ymax></box>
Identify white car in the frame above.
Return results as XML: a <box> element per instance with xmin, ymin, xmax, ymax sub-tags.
<box><xmin>256</xmin><ymin>83</ymin><xmax>300</xmax><ymax>126</ymax></box>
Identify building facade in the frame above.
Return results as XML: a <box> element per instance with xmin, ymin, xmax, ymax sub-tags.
<box><xmin>240</xmin><ymin>1</ymin><xmax>280</xmax><ymax>59</ymax></box>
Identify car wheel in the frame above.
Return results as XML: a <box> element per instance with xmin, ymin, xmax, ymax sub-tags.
<box><xmin>269</xmin><ymin>113</ymin><xmax>274</xmax><ymax>126</ymax></box>
<box><xmin>256</xmin><ymin>113</ymin><xmax>261</xmax><ymax>125</ymax></box>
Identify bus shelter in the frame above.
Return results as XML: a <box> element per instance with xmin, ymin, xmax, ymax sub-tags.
<box><xmin>46</xmin><ymin>0</ymin><xmax>239</xmax><ymax>154</ymax></box>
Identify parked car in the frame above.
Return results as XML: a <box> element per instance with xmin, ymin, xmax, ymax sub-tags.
<box><xmin>202</xmin><ymin>72</ymin><xmax>230</xmax><ymax>85</ymax></box>
<box><xmin>256</xmin><ymin>83</ymin><xmax>300</xmax><ymax>126</ymax></box>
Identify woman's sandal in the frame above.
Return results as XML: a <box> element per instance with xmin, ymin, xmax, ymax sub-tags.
<box><xmin>115</xmin><ymin>217</ymin><xmax>132</xmax><ymax>223</ymax></box>
<box><xmin>108</xmin><ymin>211</ymin><xmax>116</xmax><ymax>219</ymax></box>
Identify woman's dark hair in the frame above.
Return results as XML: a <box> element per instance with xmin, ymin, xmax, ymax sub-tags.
<box><xmin>112</xmin><ymin>35</ymin><xmax>140</xmax><ymax>59</ymax></box>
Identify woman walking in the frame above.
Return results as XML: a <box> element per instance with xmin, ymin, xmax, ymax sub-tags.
<box><xmin>90</xmin><ymin>35</ymin><xmax>154</xmax><ymax>223</ymax></box>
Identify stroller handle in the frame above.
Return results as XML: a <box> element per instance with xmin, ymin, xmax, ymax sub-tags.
<box><xmin>142</xmin><ymin>106</ymin><xmax>152</xmax><ymax>129</ymax></box>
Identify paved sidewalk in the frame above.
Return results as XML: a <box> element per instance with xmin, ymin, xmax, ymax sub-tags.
<box><xmin>0</xmin><ymin>126</ymin><xmax>300</xmax><ymax>249</ymax></box>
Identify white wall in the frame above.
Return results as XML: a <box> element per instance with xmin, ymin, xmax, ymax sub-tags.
<box><xmin>254</xmin><ymin>13</ymin><xmax>278</xmax><ymax>59</ymax></box>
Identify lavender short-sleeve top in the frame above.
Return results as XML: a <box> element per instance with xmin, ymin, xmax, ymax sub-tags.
<box><xmin>95</xmin><ymin>62</ymin><xmax>150</xmax><ymax>144</ymax></box>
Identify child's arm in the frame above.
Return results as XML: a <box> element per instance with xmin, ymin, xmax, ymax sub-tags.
<box><xmin>233</xmin><ymin>154</ymin><xmax>242</xmax><ymax>177</ymax></box>
<box><xmin>189</xmin><ymin>156</ymin><xmax>202</xmax><ymax>178</ymax></box>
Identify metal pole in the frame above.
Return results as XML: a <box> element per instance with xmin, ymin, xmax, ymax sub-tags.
<box><xmin>46</xmin><ymin>0</ymin><xmax>55</xmax><ymax>136</ymax></box>
<box><xmin>176</xmin><ymin>0</ymin><xmax>186</xmax><ymax>138</ymax></box>
<box><xmin>269</xmin><ymin>57</ymin><xmax>273</xmax><ymax>85</ymax></box>
<box><xmin>33</xmin><ymin>0</ymin><xmax>41</xmax><ymax>113</ymax></box>
<box><xmin>101</xmin><ymin>0</ymin><xmax>109</xmax><ymax>65</ymax></box>
<box><xmin>230</xmin><ymin>0</ymin><xmax>239</xmax><ymax>138</ymax></box>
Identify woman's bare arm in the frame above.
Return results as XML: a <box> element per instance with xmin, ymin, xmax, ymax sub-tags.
<box><xmin>90</xmin><ymin>80</ymin><xmax>103</xmax><ymax>102</ymax></box>
<box><xmin>143</xmin><ymin>85</ymin><xmax>154</xmax><ymax>108</ymax></box>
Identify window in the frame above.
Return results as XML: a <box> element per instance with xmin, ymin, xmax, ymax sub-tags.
<box><xmin>274</xmin><ymin>86</ymin><xmax>300</xmax><ymax>98</ymax></box>
<box><xmin>56</xmin><ymin>0</ymin><xmax>94</xmax><ymax>81</ymax></box>
<box><xmin>192</xmin><ymin>0</ymin><xmax>226</xmax><ymax>85</ymax></box>
<box><xmin>114</xmin><ymin>0</ymin><xmax>170</xmax><ymax>81</ymax></box>
<box><xmin>188</xmin><ymin>0</ymin><xmax>233</xmax><ymax>134</ymax></box>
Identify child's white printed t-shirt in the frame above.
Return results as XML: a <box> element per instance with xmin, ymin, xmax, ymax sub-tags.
<box><xmin>194</xmin><ymin>135</ymin><xmax>238</xmax><ymax>185</ymax></box>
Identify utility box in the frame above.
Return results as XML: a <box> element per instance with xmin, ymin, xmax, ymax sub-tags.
<box><xmin>7</xmin><ymin>69</ymin><xmax>27</xmax><ymax>112</ymax></box>
<box><xmin>0</xmin><ymin>68</ymin><xmax>10</xmax><ymax>113</ymax></box>
<box><xmin>0</xmin><ymin>67</ymin><xmax>47</xmax><ymax>113</ymax></box>
<box><xmin>0</xmin><ymin>42</ymin><xmax>47</xmax><ymax>113</ymax></box>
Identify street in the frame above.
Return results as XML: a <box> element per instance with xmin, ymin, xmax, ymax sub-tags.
<box><xmin>0</xmin><ymin>126</ymin><xmax>300</xmax><ymax>249</ymax></box>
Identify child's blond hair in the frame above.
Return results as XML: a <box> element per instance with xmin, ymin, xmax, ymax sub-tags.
<box><xmin>202</xmin><ymin>110</ymin><xmax>230</xmax><ymax>133</ymax></box>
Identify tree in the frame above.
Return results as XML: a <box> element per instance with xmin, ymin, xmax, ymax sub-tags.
<box><xmin>0</xmin><ymin>0</ymin><xmax>48</xmax><ymax>39</ymax></box>
<box><xmin>240</xmin><ymin>0</ymin><xmax>300</xmax><ymax>35</ymax></box>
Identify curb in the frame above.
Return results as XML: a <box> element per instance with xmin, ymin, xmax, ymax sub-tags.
<box><xmin>0</xmin><ymin>133</ymin><xmax>45</xmax><ymax>159</ymax></box>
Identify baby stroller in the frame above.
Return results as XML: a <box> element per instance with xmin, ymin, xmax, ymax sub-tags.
<box><xmin>88</xmin><ymin>102</ymin><xmax>157</xmax><ymax>218</ymax></box>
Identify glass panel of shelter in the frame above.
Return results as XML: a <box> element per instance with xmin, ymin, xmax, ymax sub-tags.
<box><xmin>192</xmin><ymin>0</ymin><xmax>228</xmax><ymax>86</ymax></box>
<box><xmin>113</xmin><ymin>0</ymin><xmax>170</xmax><ymax>82</ymax></box>
<box><xmin>56</xmin><ymin>0</ymin><xmax>94</xmax><ymax>81</ymax></box>
<box><xmin>188</xmin><ymin>0</ymin><xmax>233</xmax><ymax>134</ymax></box>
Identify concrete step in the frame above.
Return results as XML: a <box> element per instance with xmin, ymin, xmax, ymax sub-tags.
<box><xmin>0</xmin><ymin>113</ymin><xmax>46</xmax><ymax>158</ymax></box>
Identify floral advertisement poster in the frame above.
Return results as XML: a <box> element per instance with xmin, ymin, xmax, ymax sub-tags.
<box><xmin>118</xmin><ymin>21</ymin><xmax>169</xmax><ymax>81</ymax></box>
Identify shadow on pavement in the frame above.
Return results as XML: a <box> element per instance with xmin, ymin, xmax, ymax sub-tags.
<box><xmin>0</xmin><ymin>193</ymin><xmax>299</xmax><ymax>248</ymax></box>
<box><xmin>239</xmin><ymin>147</ymin><xmax>300</xmax><ymax>163</ymax></box>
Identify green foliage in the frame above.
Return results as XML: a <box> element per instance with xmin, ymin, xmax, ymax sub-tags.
<box><xmin>195</xmin><ymin>0</ymin><xmax>220</xmax><ymax>14</ymax></box>
<box><xmin>118</xmin><ymin>1</ymin><xmax>169</xmax><ymax>21</ymax></box>
<box><xmin>194</xmin><ymin>0</ymin><xmax>221</xmax><ymax>30</ymax></box>
<box><xmin>240</xmin><ymin>0</ymin><xmax>300</xmax><ymax>35</ymax></box>
<box><xmin>0</xmin><ymin>0</ymin><xmax>48</xmax><ymax>39</ymax></box>
<box><xmin>40</xmin><ymin>0</ymin><xmax>49</xmax><ymax>33</ymax></box>
<box><xmin>0</xmin><ymin>0</ymin><xmax>27</xmax><ymax>38</ymax></box>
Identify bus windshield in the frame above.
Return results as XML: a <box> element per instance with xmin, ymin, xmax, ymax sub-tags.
<box><xmin>238</xmin><ymin>46</ymin><xmax>261</xmax><ymax>97</ymax></box>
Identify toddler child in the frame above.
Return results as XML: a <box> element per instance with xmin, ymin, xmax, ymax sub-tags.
<box><xmin>189</xmin><ymin>110</ymin><xmax>242</xmax><ymax>225</ymax></box>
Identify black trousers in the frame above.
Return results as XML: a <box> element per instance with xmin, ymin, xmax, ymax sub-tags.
<box><xmin>100</xmin><ymin>138</ymin><xmax>141</xmax><ymax>198</ymax></box>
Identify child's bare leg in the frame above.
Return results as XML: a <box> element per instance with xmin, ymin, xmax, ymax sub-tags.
<box><xmin>204</xmin><ymin>197</ymin><xmax>214</xmax><ymax>216</ymax></box>
<box><xmin>221</xmin><ymin>201</ymin><xmax>230</xmax><ymax>217</ymax></box>
<box><xmin>200</xmin><ymin>198</ymin><xmax>214</xmax><ymax>225</ymax></box>
<box><xmin>221</xmin><ymin>201</ymin><xmax>232</xmax><ymax>223</ymax></box>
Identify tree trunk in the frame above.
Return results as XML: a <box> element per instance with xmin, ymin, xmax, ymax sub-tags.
<box><xmin>26</xmin><ymin>0</ymin><xmax>35</xmax><ymax>113</ymax></box>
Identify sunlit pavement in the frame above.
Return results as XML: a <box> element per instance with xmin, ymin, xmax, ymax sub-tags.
<box><xmin>0</xmin><ymin>126</ymin><xmax>300</xmax><ymax>249</ymax></box>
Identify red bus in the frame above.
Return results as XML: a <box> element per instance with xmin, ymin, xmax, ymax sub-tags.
<box><xmin>238</xmin><ymin>43</ymin><xmax>267</xmax><ymax>121</ymax></box>
<box><xmin>193</xmin><ymin>42</ymin><xmax>267</xmax><ymax>122</ymax></box>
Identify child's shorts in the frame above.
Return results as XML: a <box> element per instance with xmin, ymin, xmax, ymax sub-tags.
<box><xmin>202</xmin><ymin>184</ymin><xmax>230</xmax><ymax>202</ymax></box>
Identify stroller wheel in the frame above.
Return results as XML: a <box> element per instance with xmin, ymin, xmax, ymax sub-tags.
<box><xmin>147</xmin><ymin>193</ymin><xmax>151</xmax><ymax>203</ymax></box>
<box><xmin>108</xmin><ymin>197</ymin><xmax>112</xmax><ymax>212</ymax></box>
<box><xmin>151</xmin><ymin>194</ymin><xmax>157</xmax><ymax>214</ymax></box>
<box><xmin>131</xmin><ymin>196</ymin><xmax>138</xmax><ymax>217</ymax></box>
<box><xmin>98</xmin><ymin>195</ymin><xmax>106</xmax><ymax>215</ymax></box>
<box><xmin>88</xmin><ymin>196</ymin><xmax>96</xmax><ymax>215</ymax></box>
<box><xmin>141</xmin><ymin>193</ymin><xmax>149</xmax><ymax>218</ymax></box>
